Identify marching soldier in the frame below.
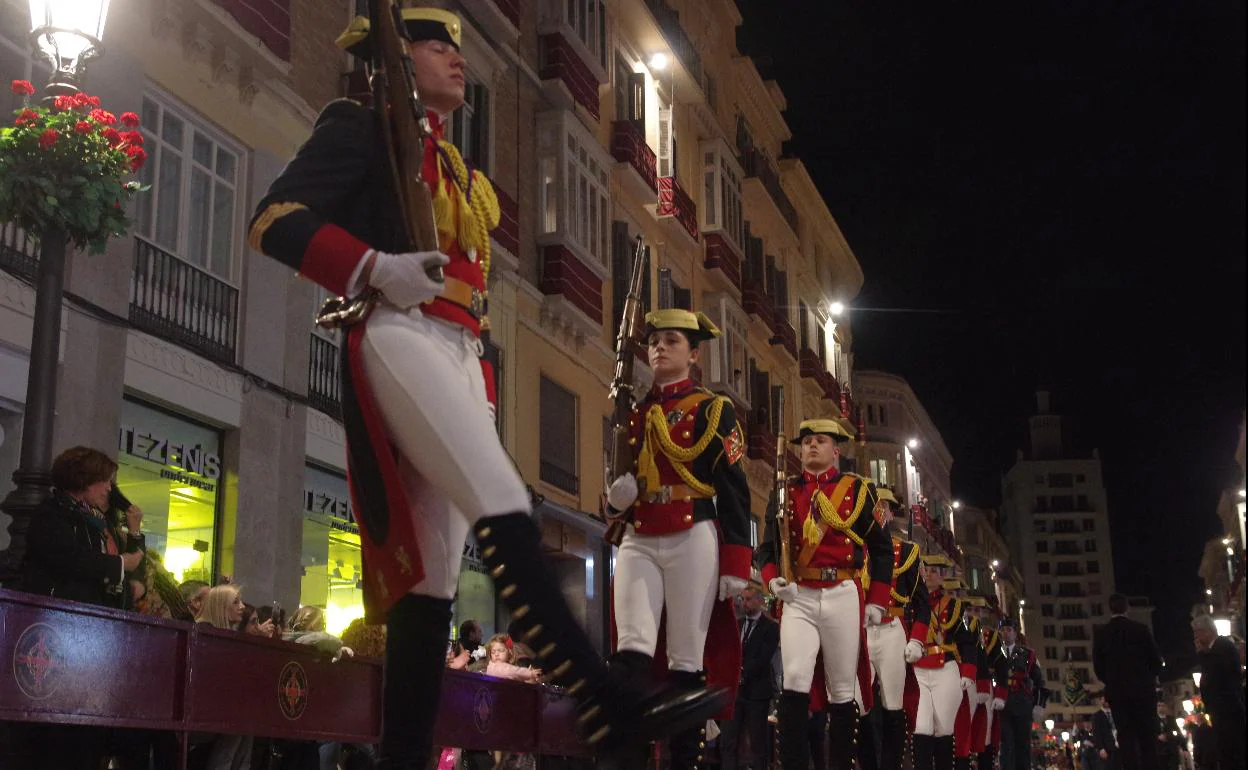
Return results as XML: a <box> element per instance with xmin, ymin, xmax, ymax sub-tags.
<box><xmin>857</xmin><ymin>486</ymin><xmax>931</xmax><ymax>770</ymax></box>
<box><xmin>605</xmin><ymin>308</ymin><xmax>753</xmax><ymax>769</ymax></box>
<box><xmin>979</xmin><ymin>618</ymin><xmax>1008</xmax><ymax>770</ymax></box>
<box><xmin>758</xmin><ymin>419</ymin><xmax>894</xmax><ymax>770</ymax></box>
<box><xmin>248</xmin><ymin>11</ymin><xmax>718</xmax><ymax>767</ymax></box>
<box><xmin>954</xmin><ymin>611</ymin><xmax>991</xmax><ymax>770</ymax></box>
<box><xmin>908</xmin><ymin>558</ymin><xmax>977</xmax><ymax>770</ymax></box>
<box><xmin>994</xmin><ymin>617</ymin><xmax>1046</xmax><ymax>770</ymax></box>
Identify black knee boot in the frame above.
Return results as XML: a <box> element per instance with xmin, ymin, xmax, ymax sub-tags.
<box><xmin>667</xmin><ymin>674</ymin><xmax>709</xmax><ymax>770</ymax></box>
<box><xmin>826</xmin><ymin>701</ymin><xmax>859</xmax><ymax>770</ymax></box>
<box><xmin>879</xmin><ymin>709</ymin><xmax>908</xmax><ymax>770</ymax></box>
<box><xmin>858</xmin><ymin>711</ymin><xmax>879</xmax><ymax>770</ymax></box>
<box><xmin>378</xmin><ymin>594</ymin><xmax>452</xmax><ymax>770</ymax></box>
<box><xmin>776</xmin><ymin>691</ymin><xmax>810</xmax><ymax>770</ymax></box>
<box><xmin>473</xmin><ymin>513</ymin><xmax>726</xmax><ymax>749</ymax></box>
<box><xmin>977</xmin><ymin>747</ymin><xmax>996</xmax><ymax>770</ymax></box>
<box><xmin>955</xmin><ymin>755</ymin><xmax>973</xmax><ymax>770</ymax></box>
<box><xmin>935</xmin><ymin>736</ymin><xmax>955</xmax><ymax>770</ymax></box>
<box><xmin>912</xmin><ymin>734</ymin><xmax>935</xmax><ymax>770</ymax></box>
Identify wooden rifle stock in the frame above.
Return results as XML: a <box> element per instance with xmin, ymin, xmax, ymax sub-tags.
<box><xmin>773</xmin><ymin>387</ymin><xmax>795</xmax><ymax>586</ymax></box>
<box><xmin>603</xmin><ymin>235</ymin><xmax>648</xmax><ymax>546</ymax></box>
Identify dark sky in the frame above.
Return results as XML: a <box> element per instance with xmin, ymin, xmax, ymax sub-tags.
<box><xmin>738</xmin><ymin>1</ymin><xmax>1246</xmax><ymax>661</ymax></box>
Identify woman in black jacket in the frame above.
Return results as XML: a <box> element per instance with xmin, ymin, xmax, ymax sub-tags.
<box><xmin>20</xmin><ymin>446</ymin><xmax>144</xmax><ymax>608</ymax></box>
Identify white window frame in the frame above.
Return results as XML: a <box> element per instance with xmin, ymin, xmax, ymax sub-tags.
<box><xmin>536</xmin><ymin>110</ymin><xmax>612</xmax><ymax>279</ymax></box>
<box><xmin>699</xmin><ymin>138</ymin><xmax>745</xmax><ymax>254</ymax></box>
<box><xmin>135</xmin><ymin>89</ymin><xmax>244</xmax><ymax>285</ymax></box>
<box><xmin>701</xmin><ymin>292</ymin><xmax>750</xmax><ymax>407</ymax></box>
<box><xmin>450</xmin><ymin>75</ymin><xmax>492</xmax><ymax>176</ymax></box>
<box><xmin>540</xmin><ymin>0</ymin><xmax>608</xmax><ymax>75</ymax></box>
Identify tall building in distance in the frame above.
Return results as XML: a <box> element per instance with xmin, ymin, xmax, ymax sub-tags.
<box><xmin>1000</xmin><ymin>391</ymin><xmax>1119</xmax><ymax>726</ymax></box>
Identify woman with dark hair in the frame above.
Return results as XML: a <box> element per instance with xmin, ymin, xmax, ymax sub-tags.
<box><xmin>21</xmin><ymin>445</ymin><xmax>144</xmax><ymax>608</ymax></box>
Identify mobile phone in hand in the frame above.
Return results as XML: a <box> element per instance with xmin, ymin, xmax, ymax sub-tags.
<box><xmin>108</xmin><ymin>484</ymin><xmax>132</xmax><ymax>513</ymax></box>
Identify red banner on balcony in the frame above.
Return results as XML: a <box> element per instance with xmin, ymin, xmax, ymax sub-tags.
<box><xmin>657</xmin><ymin>177</ymin><xmax>700</xmax><ymax>243</ymax></box>
<box><xmin>703</xmin><ymin>233</ymin><xmax>743</xmax><ymax>292</ymax></box>
<box><xmin>210</xmin><ymin>0</ymin><xmax>291</xmax><ymax>61</ymax></box>
<box><xmin>611</xmin><ymin>121</ymin><xmax>657</xmax><ymax>192</ymax></box>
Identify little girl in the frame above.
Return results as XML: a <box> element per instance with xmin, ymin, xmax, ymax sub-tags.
<box><xmin>484</xmin><ymin>634</ymin><xmax>542</xmax><ymax>683</ymax></box>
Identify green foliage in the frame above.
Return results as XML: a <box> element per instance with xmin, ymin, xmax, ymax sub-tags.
<box><xmin>0</xmin><ymin>84</ymin><xmax>148</xmax><ymax>255</ymax></box>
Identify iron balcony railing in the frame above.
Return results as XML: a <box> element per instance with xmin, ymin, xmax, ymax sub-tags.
<box><xmin>0</xmin><ymin>221</ymin><xmax>40</xmax><ymax>278</ymax></box>
<box><xmin>130</xmin><ymin>236</ymin><xmax>238</xmax><ymax>365</ymax></box>
<box><xmin>308</xmin><ymin>332</ymin><xmax>342</xmax><ymax>418</ymax></box>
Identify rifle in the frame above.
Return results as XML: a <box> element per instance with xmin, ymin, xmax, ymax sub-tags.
<box><xmin>603</xmin><ymin>235</ymin><xmax>648</xmax><ymax>546</ymax></box>
<box><xmin>316</xmin><ymin>0</ymin><xmax>444</xmax><ymax>328</ymax></box>
<box><xmin>773</xmin><ymin>386</ymin><xmax>795</xmax><ymax>585</ymax></box>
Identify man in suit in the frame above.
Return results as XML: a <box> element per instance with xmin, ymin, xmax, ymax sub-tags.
<box><xmin>994</xmin><ymin>617</ymin><xmax>1046</xmax><ymax>770</ymax></box>
<box><xmin>1191</xmin><ymin>613</ymin><xmax>1245</xmax><ymax>770</ymax></box>
<box><xmin>719</xmin><ymin>584</ymin><xmax>780</xmax><ymax>770</ymax></box>
<box><xmin>1091</xmin><ymin>696</ymin><xmax>1120</xmax><ymax>770</ymax></box>
<box><xmin>1092</xmin><ymin>594</ymin><xmax>1163</xmax><ymax>770</ymax></box>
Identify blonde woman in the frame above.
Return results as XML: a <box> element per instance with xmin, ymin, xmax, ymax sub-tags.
<box><xmin>194</xmin><ymin>584</ymin><xmax>253</xmax><ymax>770</ymax></box>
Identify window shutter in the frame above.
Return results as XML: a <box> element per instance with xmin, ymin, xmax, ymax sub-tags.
<box><xmin>658</xmin><ymin>267</ymin><xmax>673</xmax><ymax>309</ymax></box>
<box><xmin>628</xmin><ymin>71</ymin><xmax>646</xmax><ymax>125</ymax></box>
<box><xmin>799</xmin><ymin>302</ymin><xmax>810</xmax><ymax>350</ymax></box>
<box><xmin>657</xmin><ymin>107</ymin><xmax>673</xmax><ymax>178</ymax></box>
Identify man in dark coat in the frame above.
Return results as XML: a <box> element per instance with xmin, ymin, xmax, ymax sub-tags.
<box><xmin>1191</xmin><ymin>613</ymin><xmax>1245</xmax><ymax>770</ymax></box>
<box><xmin>1092</xmin><ymin>594</ymin><xmax>1163</xmax><ymax>770</ymax></box>
<box><xmin>1090</xmin><ymin>696</ymin><xmax>1120</xmax><ymax>770</ymax></box>
<box><xmin>994</xmin><ymin>617</ymin><xmax>1046</xmax><ymax>770</ymax></box>
<box><xmin>719</xmin><ymin>584</ymin><xmax>780</xmax><ymax>770</ymax></box>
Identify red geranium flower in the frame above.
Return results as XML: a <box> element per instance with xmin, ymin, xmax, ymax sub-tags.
<box><xmin>39</xmin><ymin>129</ymin><xmax>59</xmax><ymax>149</ymax></box>
<box><xmin>120</xmin><ymin>130</ymin><xmax>143</xmax><ymax>146</ymax></box>
<box><xmin>72</xmin><ymin>92</ymin><xmax>92</xmax><ymax>107</ymax></box>
<box><xmin>87</xmin><ymin>95</ymin><xmax>101</xmax><ymax>107</ymax></box>
<box><xmin>53</xmin><ymin>95</ymin><xmax>74</xmax><ymax>110</ymax></box>
<box><xmin>88</xmin><ymin>108</ymin><xmax>116</xmax><ymax>125</ymax></box>
<box><xmin>10</xmin><ymin>80</ymin><xmax>35</xmax><ymax>96</ymax></box>
<box><xmin>125</xmin><ymin>145</ymin><xmax>148</xmax><ymax>170</ymax></box>
<box><xmin>14</xmin><ymin>108</ymin><xmax>38</xmax><ymax>126</ymax></box>
<box><xmin>74</xmin><ymin>120</ymin><xmax>93</xmax><ymax>134</ymax></box>
<box><xmin>119</xmin><ymin>111</ymin><xmax>140</xmax><ymax>127</ymax></box>
<box><xmin>102</xmin><ymin>127</ymin><xmax>122</xmax><ymax>145</ymax></box>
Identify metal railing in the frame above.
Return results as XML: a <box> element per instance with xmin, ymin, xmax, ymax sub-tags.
<box><xmin>740</xmin><ymin>148</ymin><xmax>800</xmax><ymax>235</ymax></box>
<box><xmin>308</xmin><ymin>333</ymin><xmax>342</xmax><ymax>418</ymax></box>
<box><xmin>130</xmin><ymin>236</ymin><xmax>238</xmax><ymax>364</ymax></box>
<box><xmin>643</xmin><ymin>0</ymin><xmax>703</xmax><ymax>88</ymax></box>
<box><xmin>0</xmin><ymin>221</ymin><xmax>40</xmax><ymax>279</ymax></box>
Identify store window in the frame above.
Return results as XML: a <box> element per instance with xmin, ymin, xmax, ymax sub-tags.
<box><xmin>300</xmin><ymin>464</ymin><xmax>363</xmax><ymax>635</ymax></box>
<box><xmin>116</xmin><ymin>399</ymin><xmax>221</xmax><ymax>585</ymax></box>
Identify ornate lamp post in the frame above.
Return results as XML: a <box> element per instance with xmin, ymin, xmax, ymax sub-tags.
<box><xmin>0</xmin><ymin>0</ymin><xmax>110</xmax><ymax>584</ymax></box>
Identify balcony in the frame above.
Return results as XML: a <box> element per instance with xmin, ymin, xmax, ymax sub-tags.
<box><xmin>209</xmin><ymin>0</ymin><xmax>291</xmax><ymax>61</ymax></box>
<box><xmin>642</xmin><ymin>0</ymin><xmax>703</xmax><ymax>92</ymax></box>
<box><xmin>769</xmin><ymin>316</ymin><xmax>797</xmax><ymax>359</ymax></box>
<box><xmin>655</xmin><ymin>176</ymin><xmax>699</xmax><ymax>245</ymax></box>
<box><xmin>747</xmin><ymin>420</ymin><xmax>777</xmax><ymax>466</ymax></box>
<box><xmin>0</xmin><ymin>221</ymin><xmax>38</xmax><ymax>279</ymax></box>
<box><xmin>610</xmin><ymin>120</ymin><xmax>658</xmax><ymax>197</ymax></box>
<box><xmin>130</xmin><ymin>237</ymin><xmax>238</xmax><ymax>365</ymax></box>
<box><xmin>740</xmin><ymin>147</ymin><xmax>800</xmax><ymax>239</ymax></box>
<box><xmin>702</xmin><ymin>234</ymin><xmax>742</xmax><ymax>294</ymax></box>
<box><xmin>308</xmin><ymin>333</ymin><xmax>341</xmax><ymax>419</ymax></box>
<box><xmin>799</xmin><ymin>348</ymin><xmax>841</xmax><ymax>401</ymax></box>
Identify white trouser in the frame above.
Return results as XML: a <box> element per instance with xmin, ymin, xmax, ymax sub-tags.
<box><xmin>614</xmin><ymin>521</ymin><xmax>719</xmax><ymax>672</ymax></box>
<box><xmin>866</xmin><ymin>618</ymin><xmax>907</xmax><ymax>709</ymax></box>
<box><xmin>914</xmin><ymin>661</ymin><xmax>962</xmax><ymax>737</ymax></box>
<box><xmin>362</xmin><ymin>306</ymin><xmax>531</xmax><ymax>600</ymax></box>
<box><xmin>779</xmin><ymin>581</ymin><xmax>861</xmax><ymax>703</ymax></box>
<box><xmin>984</xmin><ymin>697</ymin><xmax>995</xmax><ymax>744</ymax></box>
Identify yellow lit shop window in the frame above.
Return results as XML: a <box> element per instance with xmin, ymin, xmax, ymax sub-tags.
<box><xmin>301</xmin><ymin>465</ymin><xmax>364</xmax><ymax>636</ymax></box>
<box><xmin>117</xmin><ymin>400</ymin><xmax>221</xmax><ymax>584</ymax></box>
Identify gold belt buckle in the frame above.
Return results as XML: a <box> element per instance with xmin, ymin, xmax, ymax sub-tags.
<box><xmin>646</xmin><ymin>485</ymin><xmax>672</xmax><ymax>504</ymax></box>
<box><xmin>469</xmin><ymin>287</ymin><xmax>485</xmax><ymax>317</ymax></box>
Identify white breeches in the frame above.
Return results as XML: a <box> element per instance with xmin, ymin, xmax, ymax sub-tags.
<box><xmin>361</xmin><ymin>306</ymin><xmax>531</xmax><ymax>600</ymax></box>
<box><xmin>914</xmin><ymin>662</ymin><xmax>962</xmax><ymax>737</ymax></box>
<box><xmin>614</xmin><ymin>521</ymin><xmax>719</xmax><ymax>672</ymax></box>
<box><xmin>779</xmin><ymin>581</ymin><xmax>861</xmax><ymax>703</ymax></box>
<box><xmin>866</xmin><ymin>619</ymin><xmax>907</xmax><ymax>710</ymax></box>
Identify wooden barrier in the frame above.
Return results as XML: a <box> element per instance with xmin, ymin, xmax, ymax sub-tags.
<box><xmin>0</xmin><ymin>589</ymin><xmax>589</xmax><ymax>763</ymax></box>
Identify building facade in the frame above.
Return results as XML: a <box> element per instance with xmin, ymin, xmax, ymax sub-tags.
<box><xmin>0</xmin><ymin>0</ymin><xmax>866</xmax><ymax>644</ymax></box>
<box><xmin>1196</xmin><ymin>417</ymin><xmax>1245</xmax><ymax>639</ymax></box>
<box><xmin>999</xmin><ymin>391</ymin><xmax>1117</xmax><ymax>726</ymax></box>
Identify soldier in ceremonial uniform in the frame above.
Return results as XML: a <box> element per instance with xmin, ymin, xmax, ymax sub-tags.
<box><xmin>994</xmin><ymin>617</ymin><xmax>1046</xmax><ymax>770</ymax></box>
<box><xmin>857</xmin><ymin>486</ymin><xmax>930</xmax><ymax>770</ymax></box>
<box><xmin>908</xmin><ymin>558</ymin><xmax>978</xmax><ymax>770</ymax></box>
<box><xmin>757</xmin><ymin>419</ymin><xmax>894</xmax><ymax>770</ymax></box>
<box><xmin>954</xmin><ymin>611</ymin><xmax>992</xmax><ymax>770</ymax></box>
<box><xmin>248</xmin><ymin>12</ymin><xmax>716</xmax><ymax>768</ymax></box>
<box><xmin>604</xmin><ymin>309</ymin><xmax>753</xmax><ymax>769</ymax></box>
<box><xmin>977</xmin><ymin>616</ymin><xmax>1008</xmax><ymax>770</ymax></box>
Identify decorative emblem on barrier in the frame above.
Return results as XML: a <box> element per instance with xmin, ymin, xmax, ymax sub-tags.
<box><xmin>278</xmin><ymin>661</ymin><xmax>309</xmax><ymax>720</ymax></box>
<box><xmin>473</xmin><ymin>686</ymin><xmax>495</xmax><ymax>733</ymax></box>
<box><xmin>13</xmin><ymin>623</ymin><xmax>64</xmax><ymax>700</ymax></box>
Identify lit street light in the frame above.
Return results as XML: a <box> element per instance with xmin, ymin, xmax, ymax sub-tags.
<box><xmin>1193</xmin><ymin>671</ymin><xmax>1202</xmax><ymax>689</ymax></box>
<box><xmin>992</xmin><ymin>559</ymin><xmax>1001</xmax><ymax>568</ymax></box>
<box><xmin>907</xmin><ymin>438</ymin><xmax>919</xmax><ymax>449</ymax></box>
<box><xmin>648</xmin><ymin>52</ymin><xmax>669</xmax><ymax>71</ymax></box>
<box><xmin>1045</xmin><ymin>719</ymin><xmax>1055</xmax><ymax>732</ymax></box>
<box><xmin>829</xmin><ymin>300</ymin><xmax>845</xmax><ymax>316</ymax></box>
<box><xmin>1182</xmin><ymin>699</ymin><xmax>1194</xmax><ymax>715</ymax></box>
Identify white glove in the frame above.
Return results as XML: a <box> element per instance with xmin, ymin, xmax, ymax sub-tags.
<box><xmin>864</xmin><ymin>604</ymin><xmax>886</xmax><ymax>627</ymax></box>
<box><xmin>992</xmin><ymin>697</ymin><xmax>1005</xmax><ymax>711</ymax></box>
<box><xmin>606</xmin><ymin>473</ymin><xmax>639</xmax><ymax>512</ymax></box>
<box><xmin>367</xmin><ymin>249</ymin><xmax>449</xmax><ymax>309</ymax></box>
<box><xmin>332</xmin><ymin>645</ymin><xmax>355</xmax><ymax>663</ymax></box>
<box><xmin>768</xmin><ymin>577</ymin><xmax>799</xmax><ymax>603</ymax></box>
<box><xmin>1032</xmin><ymin>706</ymin><xmax>1045</xmax><ymax>723</ymax></box>
<box><xmin>961</xmin><ymin>677</ymin><xmax>976</xmax><ymax>694</ymax></box>
<box><xmin>975</xmin><ymin>689</ymin><xmax>991</xmax><ymax>706</ymax></box>
<box><xmin>904</xmin><ymin>639</ymin><xmax>924</xmax><ymax>664</ymax></box>
<box><xmin>471</xmin><ymin>647</ymin><xmax>487</xmax><ymax>661</ymax></box>
<box><xmin>719</xmin><ymin>575</ymin><xmax>748</xmax><ymax>602</ymax></box>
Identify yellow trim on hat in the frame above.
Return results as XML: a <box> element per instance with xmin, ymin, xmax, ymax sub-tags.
<box><xmin>921</xmin><ymin>553</ymin><xmax>953</xmax><ymax>567</ymax></box>
<box><xmin>643</xmin><ymin>309</ymin><xmax>721</xmax><ymax>339</ymax></box>
<box><xmin>791</xmin><ymin>418</ymin><xmax>854</xmax><ymax>443</ymax></box>
<box><xmin>335</xmin><ymin>8</ymin><xmax>462</xmax><ymax>54</ymax></box>
<box><xmin>876</xmin><ymin>487</ymin><xmax>898</xmax><ymax>504</ymax></box>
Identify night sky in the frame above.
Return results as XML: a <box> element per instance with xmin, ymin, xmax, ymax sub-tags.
<box><xmin>738</xmin><ymin>1</ymin><xmax>1246</xmax><ymax>662</ymax></box>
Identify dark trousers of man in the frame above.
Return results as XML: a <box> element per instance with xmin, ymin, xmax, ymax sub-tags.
<box><xmin>998</xmin><ymin>708</ymin><xmax>1032</xmax><ymax>770</ymax></box>
<box><xmin>1212</xmin><ymin>714</ymin><xmax>1245</xmax><ymax>770</ymax></box>
<box><xmin>719</xmin><ymin>697</ymin><xmax>771</xmax><ymax>770</ymax></box>
<box><xmin>1110</xmin><ymin>699</ymin><xmax>1160</xmax><ymax>770</ymax></box>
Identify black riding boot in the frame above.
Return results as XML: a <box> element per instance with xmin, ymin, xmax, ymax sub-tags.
<box><xmin>857</xmin><ymin>711</ymin><xmax>879</xmax><ymax>770</ymax></box>
<box><xmin>377</xmin><ymin>594</ymin><xmax>452</xmax><ymax>770</ymax></box>
<box><xmin>667</xmin><ymin>674</ymin><xmax>710</xmax><ymax>770</ymax></box>
<box><xmin>473</xmin><ymin>513</ymin><xmax>726</xmax><ymax>750</ymax></box>
<box><xmin>935</xmin><ymin>735</ymin><xmax>955</xmax><ymax>770</ymax></box>
<box><xmin>826</xmin><ymin>701</ymin><xmax>859</xmax><ymax>770</ymax></box>
<box><xmin>977</xmin><ymin>747</ymin><xmax>996</xmax><ymax>770</ymax></box>
<box><xmin>879</xmin><ymin>709</ymin><xmax>908</xmax><ymax>770</ymax></box>
<box><xmin>912</xmin><ymin>734</ymin><xmax>935</xmax><ymax>770</ymax></box>
<box><xmin>955</xmin><ymin>755</ymin><xmax>973</xmax><ymax>770</ymax></box>
<box><xmin>777</xmin><ymin>690</ymin><xmax>810</xmax><ymax>770</ymax></box>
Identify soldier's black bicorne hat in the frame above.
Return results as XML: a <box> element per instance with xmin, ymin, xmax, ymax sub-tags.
<box><xmin>336</xmin><ymin>8</ymin><xmax>462</xmax><ymax>60</ymax></box>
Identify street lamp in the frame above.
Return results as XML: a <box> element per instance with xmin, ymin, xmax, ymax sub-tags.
<box><xmin>1192</xmin><ymin>671</ymin><xmax>1202</xmax><ymax>689</ymax></box>
<box><xmin>1045</xmin><ymin>718</ymin><xmax>1055</xmax><ymax>732</ymax></box>
<box><xmin>0</xmin><ymin>0</ymin><xmax>110</xmax><ymax>584</ymax></box>
<box><xmin>1213</xmin><ymin>617</ymin><xmax>1232</xmax><ymax>637</ymax></box>
<box><xmin>647</xmin><ymin>52</ymin><xmax>669</xmax><ymax>71</ymax></box>
<box><xmin>907</xmin><ymin>438</ymin><xmax>919</xmax><ymax>449</ymax></box>
<box><xmin>829</xmin><ymin>301</ymin><xmax>845</xmax><ymax>316</ymax></box>
<box><xmin>992</xmin><ymin>559</ymin><xmax>1000</xmax><ymax>568</ymax></box>
<box><xmin>1061</xmin><ymin>730</ymin><xmax>1070</xmax><ymax>743</ymax></box>
<box><xmin>1182</xmin><ymin>699</ymin><xmax>1194</xmax><ymax>715</ymax></box>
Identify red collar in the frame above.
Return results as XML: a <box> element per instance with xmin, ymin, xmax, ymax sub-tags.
<box><xmin>802</xmin><ymin>468</ymin><xmax>840</xmax><ymax>485</ymax></box>
<box><xmin>427</xmin><ymin>111</ymin><xmax>447</xmax><ymax>140</ymax></box>
<box><xmin>650</xmin><ymin>378</ymin><xmax>697</xmax><ymax>401</ymax></box>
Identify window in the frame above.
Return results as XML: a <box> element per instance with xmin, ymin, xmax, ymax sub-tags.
<box><xmin>1040</xmin><ymin>583</ymin><xmax>1053</xmax><ymax>596</ymax></box>
<box><xmin>1090</xmin><ymin>603</ymin><xmax>1104</xmax><ymax>616</ymax></box>
<box><xmin>1086</xmin><ymin>560</ymin><xmax>1100</xmax><ymax>574</ymax></box>
<box><xmin>537</xmin><ymin>111</ymin><xmax>611</xmax><ymax>272</ymax></box>
<box><xmin>1043</xmin><ymin>625</ymin><xmax>1056</xmax><ymax>638</ymax></box>
<box><xmin>1037</xmin><ymin>541</ymin><xmax>1049</xmax><ymax>553</ymax></box>
<box><xmin>451</xmin><ymin>78</ymin><xmax>490</xmax><ymax>175</ymax></box>
<box><xmin>1039</xmin><ymin>562</ymin><xmax>1051</xmax><ymax>574</ymax></box>
<box><xmin>869</xmin><ymin>459</ymin><xmax>889</xmax><ymax>487</ymax></box>
<box><xmin>1076</xmin><ymin>474</ymin><xmax>1086</xmax><ymax>483</ymax></box>
<box><xmin>1076</xmin><ymin>494</ymin><xmax>1091</xmax><ymax>510</ymax></box>
<box><xmin>1084</xmin><ymin>539</ymin><xmax>1098</xmax><ymax>553</ymax></box>
<box><xmin>699</xmin><ymin>139</ymin><xmax>745</xmax><ymax>252</ymax></box>
<box><xmin>550</xmin><ymin>0</ymin><xmax>607</xmax><ymax>70</ymax></box>
<box><xmin>1034</xmin><ymin>519</ymin><xmax>1048</xmax><ymax>534</ymax></box>
<box><xmin>1051</xmin><ymin>495</ymin><xmax>1075</xmax><ymax>512</ymax></box>
<box><xmin>614</xmin><ymin>54</ymin><xmax>644</xmax><ymax>124</ymax></box>
<box><xmin>1049</xmin><ymin>473</ymin><xmax>1074</xmax><ymax>488</ymax></box>
<box><xmin>703</xmin><ymin>294</ymin><xmax>750</xmax><ymax>405</ymax></box>
<box><xmin>1045</xmin><ymin>646</ymin><xmax>1058</xmax><ymax>659</ymax></box>
<box><xmin>1082</xmin><ymin>518</ymin><xmax>1095</xmax><ymax>531</ymax></box>
<box><xmin>1035</xmin><ymin>495</ymin><xmax>1048</xmax><ymax>512</ymax></box>
<box><xmin>0</xmin><ymin>35</ymin><xmax>51</xmax><ymax>115</ymax></box>
<box><xmin>657</xmin><ymin>268</ymin><xmax>691</xmax><ymax>310</ymax></box>
<box><xmin>878</xmin><ymin>405</ymin><xmax>889</xmax><ymax>426</ymax></box>
<box><xmin>136</xmin><ymin>94</ymin><xmax>241</xmax><ymax>281</ymax></box>
<box><xmin>1087</xmin><ymin>581</ymin><xmax>1102</xmax><ymax>596</ymax></box>
<box><xmin>539</xmin><ymin>375</ymin><xmax>578</xmax><ymax>494</ymax></box>
<box><xmin>1041</xmin><ymin>604</ymin><xmax>1055</xmax><ymax>617</ymax></box>
<box><xmin>868</xmin><ymin>404</ymin><xmax>876</xmax><ymax>425</ymax></box>
<box><xmin>1035</xmin><ymin>475</ymin><xmax>1046</xmax><ymax>485</ymax></box>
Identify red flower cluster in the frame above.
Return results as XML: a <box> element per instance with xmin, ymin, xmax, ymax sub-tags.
<box><xmin>120</xmin><ymin>112</ymin><xmax>140</xmax><ymax>128</ymax></box>
<box><xmin>14</xmin><ymin>108</ymin><xmax>38</xmax><ymax>126</ymax></box>
<box><xmin>74</xmin><ymin>120</ymin><xmax>93</xmax><ymax>134</ymax></box>
<box><xmin>89</xmin><ymin>108</ymin><xmax>117</xmax><ymax>125</ymax></box>
<box><xmin>120</xmin><ymin>130</ymin><xmax>143</xmax><ymax>147</ymax></box>
<box><xmin>39</xmin><ymin>129</ymin><xmax>59</xmax><ymax>149</ymax></box>
<box><xmin>102</xmin><ymin>127</ymin><xmax>122</xmax><ymax>145</ymax></box>
<box><xmin>53</xmin><ymin>95</ymin><xmax>75</xmax><ymax>110</ymax></box>
<box><xmin>10</xmin><ymin>80</ymin><xmax>35</xmax><ymax>96</ymax></box>
<box><xmin>125</xmin><ymin>145</ymin><xmax>148</xmax><ymax>171</ymax></box>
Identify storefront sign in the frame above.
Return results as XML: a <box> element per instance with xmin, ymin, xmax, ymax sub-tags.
<box><xmin>304</xmin><ymin>488</ymin><xmax>354</xmax><ymax>525</ymax></box>
<box><xmin>118</xmin><ymin>424</ymin><xmax>221</xmax><ymax>485</ymax></box>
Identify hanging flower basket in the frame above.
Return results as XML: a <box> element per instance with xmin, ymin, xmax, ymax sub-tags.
<box><xmin>0</xmin><ymin>80</ymin><xmax>147</xmax><ymax>255</ymax></box>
